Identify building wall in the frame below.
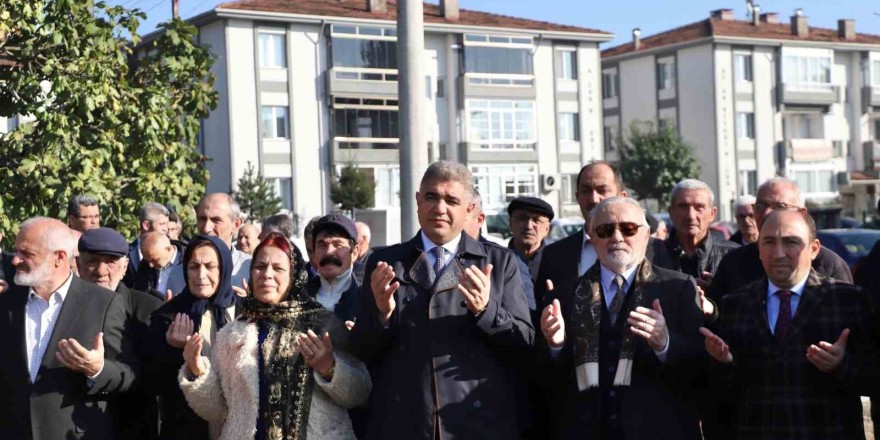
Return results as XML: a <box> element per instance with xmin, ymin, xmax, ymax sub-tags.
<box><xmin>579</xmin><ymin>42</ymin><xmax>604</xmax><ymax>164</ymax></box>
<box><xmin>711</xmin><ymin>45</ymin><xmax>737</xmax><ymax>219</ymax></box>
<box><xmin>199</xmin><ymin>19</ymin><xmax>232</xmax><ymax>194</ymax></box>
<box><xmin>535</xmin><ymin>38</ymin><xmax>560</xmax><ymax>210</ymax></box>
<box><xmin>752</xmin><ymin>46</ymin><xmax>777</xmax><ymax>183</ymax></box>
<box><xmin>619</xmin><ymin>55</ymin><xmax>656</xmax><ymax>127</ymax></box>
<box><xmin>225</xmin><ymin>20</ymin><xmax>260</xmax><ymax>192</ymax></box>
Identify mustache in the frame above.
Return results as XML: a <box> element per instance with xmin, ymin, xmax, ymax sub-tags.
<box><xmin>319</xmin><ymin>255</ymin><xmax>343</xmax><ymax>267</ymax></box>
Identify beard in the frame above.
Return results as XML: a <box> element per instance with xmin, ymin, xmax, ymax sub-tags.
<box><xmin>603</xmin><ymin>245</ymin><xmax>644</xmax><ymax>272</ymax></box>
<box><xmin>14</xmin><ymin>259</ymin><xmax>55</xmax><ymax>287</ymax></box>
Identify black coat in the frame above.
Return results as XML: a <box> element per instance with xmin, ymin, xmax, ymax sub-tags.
<box><xmin>541</xmin><ymin>263</ymin><xmax>704</xmax><ymax>440</ymax></box>
<box><xmin>0</xmin><ymin>276</ymin><xmax>137</xmax><ymax>440</ymax></box>
<box><xmin>711</xmin><ymin>243</ymin><xmax>853</xmax><ymax>302</ymax></box>
<box><xmin>352</xmin><ymin>232</ymin><xmax>535</xmax><ymax>440</ymax></box>
<box><xmin>653</xmin><ymin>230</ymin><xmax>740</xmax><ymax>278</ymax></box>
<box><xmin>710</xmin><ymin>272</ymin><xmax>878</xmax><ymax>440</ymax></box>
<box><xmin>305</xmin><ymin>273</ymin><xmax>362</xmax><ymax>323</ymax></box>
<box><xmin>115</xmin><ymin>284</ymin><xmax>163</xmax><ymax>440</ymax></box>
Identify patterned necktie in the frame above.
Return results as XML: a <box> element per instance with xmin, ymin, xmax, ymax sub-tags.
<box><xmin>432</xmin><ymin>246</ymin><xmax>447</xmax><ymax>278</ymax></box>
<box><xmin>774</xmin><ymin>290</ymin><xmax>792</xmax><ymax>343</ymax></box>
<box><xmin>608</xmin><ymin>274</ymin><xmax>627</xmax><ymax>325</ymax></box>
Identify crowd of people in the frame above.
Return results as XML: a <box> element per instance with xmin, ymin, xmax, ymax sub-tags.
<box><xmin>0</xmin><ymin>159</ymin><xmax>877</xmax><ymax>440</ymax></box>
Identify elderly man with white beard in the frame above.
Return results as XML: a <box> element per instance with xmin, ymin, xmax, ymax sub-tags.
<box><xmin>0</xmin><ymin>218</ymin><xmax>136</xmax><ymax>439</ymax></box>
<box><xmin>539</xmin><ymin>197</ymin><xmax>704</xmax><ymax>440</ymax></box>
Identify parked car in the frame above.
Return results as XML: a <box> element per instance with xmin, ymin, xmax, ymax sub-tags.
<box><xmin>816</xmin><ymin>229</ymin><xmax>880</xmax><ymax>271</ymax></box>
<box><xmin>547</xmin><ymin>218</ymin><xmax>583</xmax><ymax>244</ymax></box>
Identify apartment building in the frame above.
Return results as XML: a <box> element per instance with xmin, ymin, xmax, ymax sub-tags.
<box><xmin>601</xmin><ymin>8</ymin><xmax>880</xmax><ymax>220</ymax></box>
<box><xmin>153</xmin><ymin>0</ymin><xmax>613</xmax><ymax>225</ymax></box>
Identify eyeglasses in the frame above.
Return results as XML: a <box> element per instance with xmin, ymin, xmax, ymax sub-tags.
<box><xmin>593</xmin><ymin>222</ymin><xmax>644</xmax><ymax>239</ymax></box>
<box><xmin>752</xmin><ymin>202</ymin><xmax>799</xmax><ymax>213</ymax></box>
<box><xmin>735</xmin><ymin>213</ymin><xmax>755</xmax><ymax>220</ymax></box>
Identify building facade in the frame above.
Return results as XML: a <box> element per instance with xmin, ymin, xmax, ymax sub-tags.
<box><xmin>602</xmin><ymin>8</ymin><xmax>880</xmax><ymax>221</ymax></box>
<box><xmin>155</xmin><ymin>0</ymin><xmax>612</xmax><ymax>227</ymax></box>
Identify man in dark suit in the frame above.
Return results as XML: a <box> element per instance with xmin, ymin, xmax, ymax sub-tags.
<box><xmin>306</xmin><ymin>214</ymin><xmax>362</xmax><ymax>323</ymax></box>
<box><xmin>123</xmin><ymin>202</ymin><xmax>171</xmax><ymax>288</ymax></box>
<box><xmin>700</xmin><ymin>210</ymin><xmax>878</xmax><ymax>440</ymax></box>
<box><xmin>133</xmin><ymin>231</ymin><xmax>183</xmax><ymax>300</ymax></box>
<box><xmin>77</xmin><ymin>227</ymin><xmax>163</xmax><ymax>440</ymax></box>
<box><xmin>536</xmin><ymin>161</ymin><xmax>627</xmax><ymax>309</ymax></box>
<box><xmin>352</xmin><ymin>161</ymin><xmax>534</xmax><ymax>440</ymax></box>
<box><xmin>711</xmin><ymin>178</ymin><xmax>851</xmax><ymax>301</ymax></box>
<box><xmin>0</xmin><ymin>217</ymin><xmax>136</xmax><ymax>439</ymax></box>
<box><xmin>539</xmin><ymin>196</ymin><xmax>703</xmax><ymax>440</ymax></box>
<box><xmin>507</xmin><ymin>196</ymin><xmax>554</xmax><ymax>284</ymax></box>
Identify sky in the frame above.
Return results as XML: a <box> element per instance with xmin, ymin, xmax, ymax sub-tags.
<box><xmin>110</xmin><ymin>0</ymin><xmax>880</xmax><ymax>47</ymax></box>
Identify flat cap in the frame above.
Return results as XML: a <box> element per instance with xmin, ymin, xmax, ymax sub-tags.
<box><xmin>312</xmin><ymin>214</ymin><xmax>358</xmax><ymax>241</ymax></box>
<box><xmin>507</xmin><ymin>196</ymin><xmax>555</xmax><ymax>221</ymax></box>
<box><xmin>78</xmin><ymin>227</ymin><xmax>129</xmax><ymax>257</ymax></box>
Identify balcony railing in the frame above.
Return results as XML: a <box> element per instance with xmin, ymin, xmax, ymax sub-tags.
<box><xmin>863</xmin><ymin>86</ymin><xmax>880</xmax><ymax>113</ymax></box>
<box><xmin>778</xmin><ymin>83</ymin><xmax>840</xmax><ymax>109</ymax></box>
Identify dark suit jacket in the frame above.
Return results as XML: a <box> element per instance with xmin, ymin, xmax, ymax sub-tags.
<box><xmin>0</xmin><ymin>276</ymin><xmax>137</xmax><ymax>440</ymax></box>
<box><xmin>711</xmin><ymin>243</ymin><xmax>853</xmax><ymax>302</ymax></box>
<box><xmin>123</xmin><ymin>239</ymin><xmax>141</xmax><ymax>288</ymax></box>
<box><xmin>542</xmin><ymin>262</ymin><xmax>704</xmax><ymax>440</ymax></box>
<box><xmin>710</xmin><ymin>272</ymin><xmax>878</xmax><ymax>440</ymax></box>
<box><xmin>535</xmin><ymin>227</ymin><xmax>666</xmax><ymax>308</ymax></box>
<box><xmin>305</xmin><ymin>273</ymin><xmax>361</xmax><ymax>323</ymax></box>
<box><xmin>115</xmin><ymin>284</ymin><xmax>162</xmax><ymax>440</ymax></box>
<box><xmin>352</xmin><ymin>231</ymin><xmax>534</xmax><ymax>440</ymax></box>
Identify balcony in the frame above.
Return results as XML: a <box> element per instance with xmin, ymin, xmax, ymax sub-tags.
<box><xmin>778</xmin><ymin>138</ymin><xmax>842</xmax><ymax>163</ymax></box>
<box><xmin>331</xmin><ymin>139</ymin><xmax>399</xmax><ymax>165</ymax></box>
<box><xmin>777</xmin><ymin>83</ymin><xmax>840</xmax><ymax>110</ymax></box>
<box><xmin>460</xmin><ymin>74</ymin><xmax>536</xmax><ymax>100</ymax></box>
<box><xmin>327</xmin><ymin>67</ymin><xmax>399</xmax><ymax>98</ymax></box>
<box><xmin>863</xmin><ymin>86</ymin><xmax>880</xmax><ymax>113</ymax></box>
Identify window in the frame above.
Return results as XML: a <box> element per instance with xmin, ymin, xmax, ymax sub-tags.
<box><xmin>272</xmin><ymin>178</ymin><xmax>293</xmax><ymax>210</ymax></box>
<box><xmin>558</xmin><ymin>113</ymin><xmax>580</xmax><ymax>142</ymax></box>
<box><xmin>561</xmin><ymin>174</ymin><xmax>577</xmax><ymax>204</ymax></box>
<box><xmin>603</xmin><ymin>126</ymin><xmax>617</xmax><ymax>152</ymax></box>
<box><xmin>740</xmin><ymin>170</ymin><xmax>757</xmax><ymax>196</ymax></box>
<box><xmin>467</xmin><ymin>100</ymin><xmax>536</xmax><ymax>150</ymax></box>
<box><xmin>874</xmin><ymin>119</ymin><xmax>880</xmax><ymax>141</ymax></box>
<box><xmin>471</xmin><ymin>164</ymin><xmax>538</xmax><ymax>209</ymax></box>
<box><xmin>332</xmin><ymin>38</ymin><xmax>397</xmax><ymax>70</ymax></box>
<box><xmin>559</xmin><ymin>50</ymin><xmax>577</xmax><ymax>80</ymax></box>
<box><xmin>464</xmin><ymin>34</ymin><xmax>534</xmax><ymax>86</ymax></box>
<box><xmin>657</xmin><ymin>58</ymin><xmax>675</xmax><ymax>90</ymax></box>
<box><xmin>258</xmin><ymin>32</ymin><xmax>286</xmax><ymax>68</ymax></box>
<box><xmin>785</xmin><ymin>113</ymin><xmax>818</xmax><ymax>139</ymax></box>
<box><xmin>261</xmin><ymin>106</ymin><xmax>289</xmax><ymax>139</ymax></box>
<box><xmin>736</xmin><ymin>112</ymin><xmax>755</xmax><ymax>139</ymax></box>
<box><xmin>658</xmin><ymin>117</ymin><xmax>676</xmax><ymax>133</ymax></box>
<box><xmin>793</xmin><ymin>169</ymin><xmax>836</xmax><ymax>194</ymax></box>
<box><xmin>783</xmin><ymin>54</ymin><xmax>832</xmax><ymax>89</ymax></box>
<box><xmin>333</xmin><ymin>97</ymin><xmax>399</xmax><ymax>150</ymax></box>
<box><xmin>602</xmin><ymin>71</ymin><xmax>618</xmax><ymax>99</ymax></box>
<box><xmin>873</xmin><ymin>59</ymin><xmax>880</xmax><ymax>86</ymax></box>
<box><xmin>734</xmin><ymin>54</ymin><xmax>753</xmax><ymax>82</ymax></box>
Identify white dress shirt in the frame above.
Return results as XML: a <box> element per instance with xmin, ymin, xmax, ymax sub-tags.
<box><xmin>25</xmin><ymin>273</ymin><xmax>74</xmax><ymax>382</ymax></box>
<box><xmin>420</xmin><ymin>231</ymin><xmax>461</xmax><ymax>269</ymax></box>
<box><xmin>767</xmin><ymin>276</ymin><xmax>807</xmax><ymax>334</ymax></box>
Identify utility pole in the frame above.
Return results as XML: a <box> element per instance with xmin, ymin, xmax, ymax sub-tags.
<box><xmin>397</xmin><ymin>0</ymin><xmax>428</xmax><ymax>238</ymax></box>
<box><xmin>172</xmin><ymin>0</ymin><xmax>180</xmax><ymax>19</ymax></box>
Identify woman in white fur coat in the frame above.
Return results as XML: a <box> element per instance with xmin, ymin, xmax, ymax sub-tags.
<box><xmin>178</xmin><ymin>232</ymin><xmax>371</xmax><ymax>440</ymax></box>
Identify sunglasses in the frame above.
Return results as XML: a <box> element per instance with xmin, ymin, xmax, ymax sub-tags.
<box><xmin>593</xmin><ymin>222</ymin><xmax>643</xmax><ymax>239</ymax></box>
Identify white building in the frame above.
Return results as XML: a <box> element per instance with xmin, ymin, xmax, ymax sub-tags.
<box><xmin>148</xmin><ymin>0</ymin><xmax>612</xmax><ymax>226</ymax></box>
<box><xmin>601</xmin><ymin>8</ymin><xmax>880</xmax><ymax>221</ymax></box>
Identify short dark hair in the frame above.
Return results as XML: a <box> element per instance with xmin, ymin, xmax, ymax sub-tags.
<box><xmin>576</xmin><ymin>161</ymin><xmax>625</xmax><ymax>193</ymax></box>
<box><xmin>760</xmin><ymin>209</ymin><xmax>816</xmax><ymax>241</ymax></box>
<box><xmin>67</xmin><ymin>194</ymin><xmax>98</xmax><ymax>217</ymax></box>
<box><xmin>302</xmin><ymin>216</ymin><xmax>322</xmax><ymax>240</ymax></box>
<box><xmin>262</xmin><ymin>213</ymin><xmax>295</xmax><ymax>238</ymax></box>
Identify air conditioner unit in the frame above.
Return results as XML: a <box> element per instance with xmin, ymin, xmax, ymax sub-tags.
<box><xmin>541</xmin><ymin>174</ymin><xmax>561</xmax><ymax>192</ymax></box>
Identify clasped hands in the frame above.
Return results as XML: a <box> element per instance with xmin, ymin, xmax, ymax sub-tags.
<box><xmin>699</xmin><ymin>327</ymin><xmax>850</xmax><ymax>373</ymax></box>
<box><xmin>370</xmin><ymin>261</ymin><xmax>493</xmax><ymax>326</ymax></box>
<box><xmin>540</xmin><ymin>280</ymin><xmax>669</xmax><ymax>352</ymax></box>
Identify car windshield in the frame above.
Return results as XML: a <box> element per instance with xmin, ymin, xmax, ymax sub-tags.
<box><xmin>830</xmin><ymin>231</ymin><xmax>880</xmax><ymax>257</ymax></box>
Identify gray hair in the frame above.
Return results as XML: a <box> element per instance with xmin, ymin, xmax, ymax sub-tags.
<box><xmin>262</xmin><ymin>213</ymin><xmax>295</xmax><ymax>238</ymax></box>
<box><xmin>20</xmin><ymin>217</ymin><xmax>77</xmax><ymax>262</ymax></box>
<box><xmin>67</xmin><ymin>194</ymin><xmax>98</xmax><ymax>217</ymax></box>
<box><xmin>470</xmin><ymin>187</ymin><xmax>483</xmax><ymax>213</ymax></box>
<box><xmin>734</xmin><ymin>195</ymin><xmax>756</xmax><ymax>211</ymax></box>
<box><xmin>758</xmin><ymin>177</ymin><xmax>805</xmax><ymax>207</ymax></box>
<box><xmin>139</xmin><ymin>202</ymin><xmax>170</xmax><ymax>223</ymax></box>
<box><xmin>420</xmin><ymin>161</ymin><xmax>475</xmax><ymax>197</ymax></box>
<box><xmin>355</xmin><ymin>221</ymin><xmax>371</xmax><ymax>241</ymax></box>
<box><xmin>197</xmin><ymin>193</ymin><xmax>242</xmax><ymax>222</ymax></box>
<box><xmin>589</xmin><ymin>196</ymin><xmax>649</xmax><ymax>231</ymax></box>
<box><xmin>669</xmin><ymin>179</ymin><xmax>715</xmax><ymax>206</ymax></box>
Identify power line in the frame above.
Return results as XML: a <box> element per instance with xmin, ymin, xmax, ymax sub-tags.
<box><xmin>182</xmin><ymin>0</ymin><xmax>215</xmax><ymax>17</ymax></box>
